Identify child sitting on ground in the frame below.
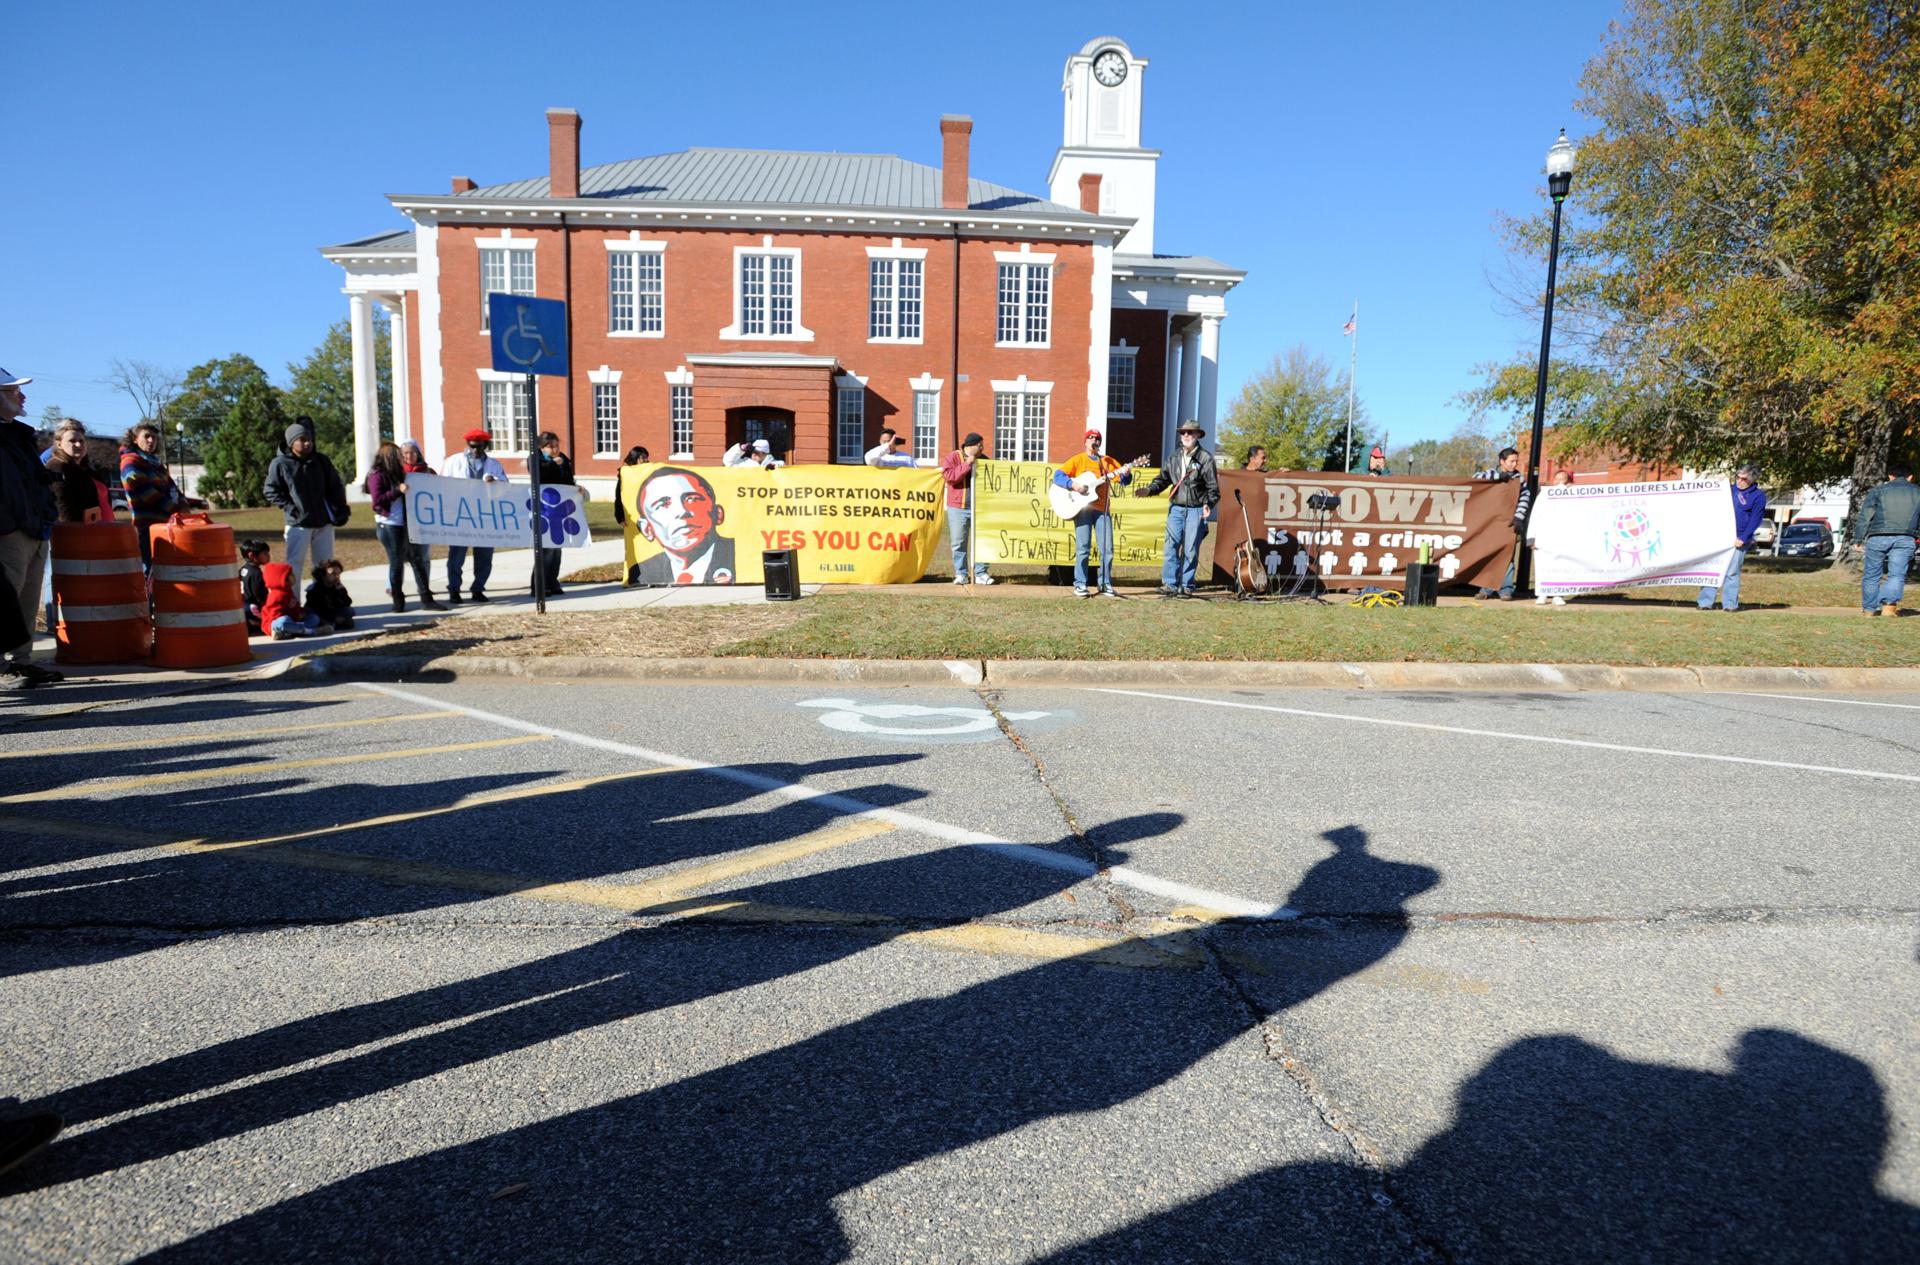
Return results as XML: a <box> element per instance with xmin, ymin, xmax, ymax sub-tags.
<box><xmin>260</xmin><ymin>560</ymin><xmax>327</xmax><ymax>639</ymax></box>
<box><xmin>305</xmin><ymin>560</ymin><xmax>355</xmax><ymax>630</ymax></box>
<box><xmin>238</xmin><ymin>539</ymin><xmax>270</xmax><ymax>636</ymax></box>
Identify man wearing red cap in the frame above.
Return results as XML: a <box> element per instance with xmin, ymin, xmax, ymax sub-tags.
<box><xmin>1053</xmin><ymin>429</ymin><xmax>1134</xmax><ymax>597</ymax></box>
<box><xmin>444</xmin><ymin>428</ymin><xmax>506</xmax><ymax>603</ymax></box>
<box><xmin>1367</xmin><ymin>446</ymin><xmax>1388</xmax><ymax>477</ymax></box>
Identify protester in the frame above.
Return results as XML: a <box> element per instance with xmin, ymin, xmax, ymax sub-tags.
<box><xmin>532</xmin><ymin>431</ymin><xmax>575</xmax><ymax>595</ymax></box>
<box><xmin>723</xmin><ymin>439</ymin><xmax>776</xmax><ymax>468</ymax></box>
<box><xmin>119</xmin><ymin>420</ymin><xmax>197</xmax><ymax>573</ymax></box>
<box><xmin>262</xmin><ymin>418</ymin><xmax>349</xmax><ymax>582</ymax></box>
<box><xmin>443</xmin><ymin>429</ymin><xmax>505</xmax><ymax>604</ymax></box>
<box><xmin>1473</xmin><ymin>447</ymin><xmax>1527</xmax><ymax>600</ymax></box>
<box><xmin>305</xmin><ymin>560</ymin><xmax>355</xmax><ymax>630</ymax></box>
<box><xmin>1698</xmin><ymin>466</ymin><xmax>1768</xmax><ymax>613</ymax></box>
<box><xmin>398</xmin><ymin>440</ymin><xmax>437</xmax><ymax>597</ymax></box>
<box><xmin>1243</xmin><ymin>446</ymin><xmax>1268</xmax><ymax>474</ymax></box>
<box><xmin>1853</xmin><ymin>464</ymin><xmax>1919</xmax><ymax>617</ymax></box>
<box><xmin>0</xmin><ymin>368</ymin><xmax>61</xmax><ymax>686</ymax></box>
<box><xmin>866</xmin><ymin>429</ymin><xmax>935</xmax><ymax>469</ymax></box>
<box><xmin>46</xmin><ymin>420</ymin><xmax>113</xmax><ymax>524</ymax></box>
<box><xmin>1138</xmin><ymin>421</ymin><xmax>1219</xmax><ymax>598</ymax></box>
<box><xmin>365</xmin><ymin>441</ymin><xmax>442</xmax><ymax>612</ymax></box>
<box><xmin>940</xmin><ymin>432</ymin><xmax>993</xmax><ymax>585</ymax></box>
<box><xmin>238</xmin><ymin>539</ymin><xmax>270</xmax><ymax>635</ymax></box>
<box><xmin>1366</xmin><ymin>446</ymin><xmax>1388</xmax><ymax>477</ymax></box>
<box><xmin>259</xmin><ymin>559</ymin><xmax>325</xmax><ymax>639</ymax></box>
<box><xmin>1054</xmin><ymin>429</ymin><xmax>1134</xmax><ymax>599</ymax></box>
<box><xmin>612</xmin><ymin>446</ymin><xmax>649</xmax><ymax>527</ymax></box>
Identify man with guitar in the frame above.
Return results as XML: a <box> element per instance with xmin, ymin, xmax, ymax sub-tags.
<box><xmin>1052</xmin><ymin>429</ymin><xmax>1143</xmax><ymax>598</ymax></box>
<box><xmin>1137</xmin><ymin>421</ymin><xmax>1219</xmax><ymax>597</ymax></box>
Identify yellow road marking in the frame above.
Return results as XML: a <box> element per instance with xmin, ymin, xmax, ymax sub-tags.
<box><xmin>0</xmin><ymin>712</ymin><xmax>448</xmax><ymax>761</ymax></box>
<box><xmin>0</xmin><ymin>735</ymin><xmax>551</xmax><ymax>804</ymax></box>
<box><xmin>629</xmin><ymin>817</ymin><xmax>896</xmax><ymax>902</ymax></box>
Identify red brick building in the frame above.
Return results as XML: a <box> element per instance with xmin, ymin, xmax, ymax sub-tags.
<box><xmin>323</xmin><ymin>37</ymin><xmax>1242</xmax><ymax>493</ymax></box>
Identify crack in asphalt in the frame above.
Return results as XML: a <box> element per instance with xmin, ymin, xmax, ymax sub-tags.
<box><xmin>1678</xmin><ymin>691</ymin><xmax>1920</xmax><ymax>759</ymax></box>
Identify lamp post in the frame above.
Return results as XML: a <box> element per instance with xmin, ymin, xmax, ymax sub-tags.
<box><xmin>1516</xmin><ymin>129</ymin><xmax>1576</xmax><ymax>597</ymax></box>
<box><xmin>174</xmin><ymin>421</ymin><xmax>186</xmax><ymax>495</ymax></box>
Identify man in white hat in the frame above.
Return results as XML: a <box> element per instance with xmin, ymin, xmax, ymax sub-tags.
<box><xmin>0</xmin><ymin>368</ymin><xmax>62</xmax><ymax>685</ymax></box>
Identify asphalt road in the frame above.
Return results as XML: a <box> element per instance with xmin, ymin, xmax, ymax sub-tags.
<box><xmin>1</xmin><ymin>676</ymin><xmax>1916</xmax><ymax>1262</ymax></box>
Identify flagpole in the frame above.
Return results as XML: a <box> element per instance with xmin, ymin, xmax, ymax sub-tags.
<box><xmin>1344</xmin><ymin>300</ymin><xmax>1358</xmax><ymax>472</ymax></box>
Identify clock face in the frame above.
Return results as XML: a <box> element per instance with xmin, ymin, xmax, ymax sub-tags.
<box><xmin>1093</xmin><ymin>49</ymin><xmax>1127</xmax><ymax>87</ymax></box>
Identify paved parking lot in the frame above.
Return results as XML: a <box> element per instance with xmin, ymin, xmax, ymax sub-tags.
<box><xmin>2</xmin><ymin>677</ymin><xmax>1916</xmax><ymax>1261</ymax></box>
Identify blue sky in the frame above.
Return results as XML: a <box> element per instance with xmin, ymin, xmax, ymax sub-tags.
<box><xmin>11</xmin><ymin>0</ymin><xmax>1623</xmax><ymax>449</ymax></box>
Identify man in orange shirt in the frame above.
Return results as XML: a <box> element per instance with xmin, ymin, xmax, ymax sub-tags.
<box><xmin>1053</xmin><ymin>429</ymin><xmax>1134</xmax><ymax>598</ymax></box>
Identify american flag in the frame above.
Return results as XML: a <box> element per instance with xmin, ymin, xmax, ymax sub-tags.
<box><xmin>1342</xmin><ymin>315</ymin><xmax>1356</xmax><ymax>337</ymax></box>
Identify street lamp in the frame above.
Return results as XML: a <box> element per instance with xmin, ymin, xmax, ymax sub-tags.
<box><xmin>1516</xmin><ymin>129</ymin><xmax>1576</xmax><ymax>596</ymax></box>
<box><xmin>174</xmin><ymin>421</ymin><xmax>185</xmax><ymax>489</ymax></box>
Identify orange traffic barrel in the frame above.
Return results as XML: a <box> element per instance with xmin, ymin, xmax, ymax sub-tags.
<box><xmin>50</xmin><ymin>521</ymin><xmax>152</xmax><ymax>664</ymax></box>
<box><xmin>150</xmin><ymin>513</ymin><xmax>251</xmax><ymax>669</ymax></box>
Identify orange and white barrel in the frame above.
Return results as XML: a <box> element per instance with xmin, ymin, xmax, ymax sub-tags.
<box><xmin>150</xmin><ymin>514</ymin><xmax>251</xmax><ymax>669</ymax></box>
<box><xmin>50</xmin><ymin>521</ymin><xmax>152</xmax><ymax>664</ymax></box>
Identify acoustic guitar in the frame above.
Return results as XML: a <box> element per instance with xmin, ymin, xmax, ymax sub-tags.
<box><xmin>1048</xmin><ymin>455</ymin><xmax>1151</xmax><ymax>519</ymax></box>
<box><xmin>1232</xmin><ymin>488</ymin><xmax>1268</xmax><ymax>598</ymax></box>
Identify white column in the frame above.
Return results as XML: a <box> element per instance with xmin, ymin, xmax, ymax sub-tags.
<box><xmin>1197</xmin><ymin>313</ymin><xmax>1223</xmax><ymax>433</ymax></box>
<box><xmin>1176</xmin><ymin>319</ymin><xmax>1200</xmax><ymax>427</ymax></box>
<box><xmin>387</xmin><ymin>297</ymin><xmax>411</xmax><ymax>445</ymax></box>
<box><xmin>1161</xmin><ymin>315</ymin><xmax>1180</xmax><ymax>460</ymax></box>
<box><xmin>347</xmin><ymin>291</ymin><xmax>379</xmax><ymax>489</ymax></box>
<box><xmin>1086</xmin><ymin>237</ymin><xmax>1115</xmax><ymax>439</ymax></box>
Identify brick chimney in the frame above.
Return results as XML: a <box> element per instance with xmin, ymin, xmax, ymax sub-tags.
<box><xmin>547</xmin><ymin>108</ymin><xmax>581</xmax><ymax>199</ymax></box>
<box><xmin>451</xmin><ymin>176</ymin><xmax>476</xmax><ymax>194</ymax></box>
<box><xmin>1078</xmin><ymin>173</ymin><xmax>1102</xmax><ymax>214</ymax></box>
<box><xmin>940</xmin><ymin>114</ymin><xmax>973</xmax><ymax>210</ymax></box>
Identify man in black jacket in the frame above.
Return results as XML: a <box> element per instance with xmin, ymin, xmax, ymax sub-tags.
<box><xmin>262</xmin><ymin>419</ymin><xmax>349</xmax><ymax>581</ymax></box>
<box><xmin>0</xmin><ymin>367</ymin><xmax>61</xmax><ymax>686</ymax></box>
<box><xmin>1139</xmin><ymin>421</ymin><xmax>1220</xmax><ymax>597</ymax></box>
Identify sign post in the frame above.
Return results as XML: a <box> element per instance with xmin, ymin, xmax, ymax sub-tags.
<box><xmin>488</xmin><ymin>293</ymin><xmax>570</xmax><ymax>613</ymax></box>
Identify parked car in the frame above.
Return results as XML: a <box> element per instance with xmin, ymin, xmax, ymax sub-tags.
<box><xmin>1774</xmin><ymin>520</ymin><xmax>1834</xmax><ymax>558</ymax></box>
<box><xmin>1752</xmin><ymin>520</ymin><xmax>1777</xmax><ymax>548</ymax></box>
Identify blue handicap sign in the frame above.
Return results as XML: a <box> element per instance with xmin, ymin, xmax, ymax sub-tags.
<box><xmin>488</xmin><ymin>293</ymin><xmax>569</xmax><ymax>376</ymax></box>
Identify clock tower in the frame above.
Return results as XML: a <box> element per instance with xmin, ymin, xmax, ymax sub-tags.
<box><xmin>1049</xmin><ymin>36</ymin><xmax>1158</xmax><ymax>255</ymax></box>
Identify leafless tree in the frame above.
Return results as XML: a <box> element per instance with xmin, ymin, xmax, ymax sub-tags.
<box><xmin>102</xmin><ymin>358</ymin><xmax>181</xmax><ymax>424</ymax></box>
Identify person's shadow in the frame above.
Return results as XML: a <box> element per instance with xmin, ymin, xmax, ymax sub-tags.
<box><xmin>117</xmin><ymin>826</ymin><xmax>1438</xmax><ymax>1261</ymax></box>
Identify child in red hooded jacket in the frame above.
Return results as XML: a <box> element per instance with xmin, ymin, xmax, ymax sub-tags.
<box><xmin>259</xmin><ymin>561</ymin><xmax>328</xmax><ymax>639</ymax></box>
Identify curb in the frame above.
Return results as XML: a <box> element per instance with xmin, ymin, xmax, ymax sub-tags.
<box><xmin>288</xmin><ymin>653</ymin><xmax>1920</xmax><ymax>692</ymax></box>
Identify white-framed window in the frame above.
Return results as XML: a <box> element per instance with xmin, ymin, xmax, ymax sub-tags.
<box><xmin>1108</xmin><ymin>344</ymin><xmax>1138</xmax><ymax>418</ymax></box>
<box><xmin>592</xmin><ymin>383</ymin><xmax>620</xmax><ymax>454</ymax></box>
<box><xmin>670</xmin><ymin>384</ymin><xmax>694</xmax><ymax>457</ymax></box>
<box><xmin>835</xmin><ymin>379</ymin><xmax>867</xmax><ymax>464</ymax></box>
<box><xmin>909</xmin><ymin>373</ymin><xmax>944</xmax><ymax>462</ymax></box>
<box><xmin>482</xmin><ymin>378</ymin><xmax>534</xmax><ymax>454</ymax></box>
<box><xmin>868</xmin><ymin>258</ymin><xmax>924</xmax><ymax>342</ymax></box>
<box><xmin>992</xmin><ymin>378</ymin><xmax>1052</xmax><ymax>464</ymax></box>
<box><xmin>722</xmin><ymin>240</ymin><xmax>813</xmax><ymax>342</ymax></box>
<box><xmin>607</xmin><ymin>241</ymin><xmax>666</xmax><ymax>336</ymax></box>
<box><xmin>479</xmin><ymin>239</ymin><xmax>536</xmax><ymax>332</ymax></box>
<box><xmin>995</xmin><ymin>251</ymin><xmax>1053</xmax><ymax>347</ymax></box>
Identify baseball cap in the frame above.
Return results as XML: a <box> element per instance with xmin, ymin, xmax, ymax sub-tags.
<box><xmin>1083</xmin><ymin>429</ymin><xmax>1104</xmax><ymax>441</ymax></box>
<box><xmin>1370</xmin><ymin>446</ymin><xmax>1385</xmax><ymax>458</ymax></box>
<box><xmin>0</xmin><ymin>368</ymin><xmax>31</xmax><ymax>387</ymax></box>
<box><xmin>961</xmin><ymin>432</ymin><xmax>984</xmax><ymax>448</ymax></box>
<box><xmin>752</xmin><ymin>438</ymin><xmax>771</xmax><ymax>453</ymax></box>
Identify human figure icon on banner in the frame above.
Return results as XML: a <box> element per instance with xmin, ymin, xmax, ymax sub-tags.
<box><xmin>1293</xmin><ymin>550</ymin><xmax>1310</xmax><ymax>580</ymax></box>
<box><xmin>1263</xmin><ymin>546</ymin><xmax>1282</xmax><ymax>584</ymax></box>
<box><xmin>1439</xmin><ymin>553</ymin><xmax>1460</xmax><ymax>580</ymax></box>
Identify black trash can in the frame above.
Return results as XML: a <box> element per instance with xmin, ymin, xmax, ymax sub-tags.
<box><xmin>1403</xmin><ymin>562</ymin><xmax>1439</xmax><ymax>607</ymax></box>
<box><xmin>763</xmin><ymin>549</ymin><xmax>802</xmax><ymax>601</ymax></box>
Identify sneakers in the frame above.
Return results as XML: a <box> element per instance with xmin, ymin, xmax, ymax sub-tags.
<box><xmin>1551</xmin><ymin>596</ymin><xmax>1566</xmax><ymax>607</ymax></box>
<box><xmin>975</xmin><ymin>574</ymin><xmax>995</xmax><ymax>586</ymax></box>
<box><xmin>1099</xmin><ymin>588</ymin><xmax>1120</xmax><ymax>599</ymax></box>
<box><xmin>3</xmin><ymin>661</ymin><xmax>63</xmax><ymax>688</ymax></box>
<box><xmin>1536</xmin><ymin>594</ymin><xmax>1549</xmax><ymax>606</ymax></box>
<box><xmin>420</xmin><ymin>598</ymin><xmax>447</xmax><ymax>611</ymax></box>
<box><xmin>952</xmin><ymin>575</ymin><xmax>969</xmax><ymax>585</ymax></box>
<box><xmin>1157</xmin><ymin>585</ymin><xmax>1179</xmax><ymax>597</ymax></box>
<box><xmin>1073</xmin><ymin>588</ymin><xmax>1091</xmax><ymax>599</ymax></box>
<box><xmin>272</xmin><ymin>628</ymin><xmax>294</xmax><ymax>641</ymax></box>
<box><xmin>447</xmin><ymin>592</ymin><xmax>463</xmax><ymax>606</ymax></box>
<box><xmin>1178</xmin><ymin>588</ymin><xmax>1197</xmax><ymax>599</ymax></box>
<box><xmin>470</xmin><ymin>590</ymin><xmax>490</xmax><ymax>603</ymax></box>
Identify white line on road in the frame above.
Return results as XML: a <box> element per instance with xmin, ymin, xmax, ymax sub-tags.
<box><xmin>356</xmin><ymin>683</ymin><xmax>1295</xmax><ymax>921</ymax></box>
<box><xmin>1720</xmin><ymin>692</ymin><xmax>1920</xmax><ymax>712</ymax></box>
<box><xmin>1089</xmin><ymin>689</ymin><xmax>1920</xmax><ymax>785</ymax></box>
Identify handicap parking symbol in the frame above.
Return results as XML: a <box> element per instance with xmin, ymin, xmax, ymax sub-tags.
<box><xmin>797</xmin><ymin>698</ymin><xmax>1059</xmax><ymax>742</ymax></box>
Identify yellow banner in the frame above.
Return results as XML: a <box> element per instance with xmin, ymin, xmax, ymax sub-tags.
<box><xmin>618</xmin><ymin>463</ymin><xmax>946</xmax><ymax>586</ymax></box>
<box><xmin>971</xmin><ymin>459</ymin><xmax>1169</xmax><ymax>568</ymax></box>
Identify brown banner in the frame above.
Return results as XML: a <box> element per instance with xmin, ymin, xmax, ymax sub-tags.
<box><xmin>1209</xmin><ymin>472</ymin><xmax>1523</xmax><ymax>590</ymax></box>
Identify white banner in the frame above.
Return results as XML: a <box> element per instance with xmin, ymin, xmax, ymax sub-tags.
<box><xmin>405</xmin><ymin>473</ymin><xmax>593</xmax><ymax>550</ymax></box>
<box><xmin>1530</xmin><ymin>479</ymin><xmax>1737</xmax><ymax>595</ymax></box>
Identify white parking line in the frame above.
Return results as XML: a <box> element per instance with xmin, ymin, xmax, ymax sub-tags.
<box><xmin>1721</xmin><ymin>692</ymin><xmax>1920</xmax><ymax>712</ymax></box>
<box><xmin>1090</xmin><ymin>688</ymin><xmax>1920</xmax><ymax>785</ymax></box>
<box><xmin>356</xmin><ymin>683</ymin><xmax>1295</xmax><ymax>920</ymax></box>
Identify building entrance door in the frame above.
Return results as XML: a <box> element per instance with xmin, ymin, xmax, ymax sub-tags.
<box><xmin>727</xmin><ymin>409</ymin><xmax>794</xmax><ymax>462</ymax></box>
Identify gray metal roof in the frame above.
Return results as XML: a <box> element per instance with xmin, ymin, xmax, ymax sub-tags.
<box><xmin>1114</xmin><ymin>252</ymin><xmax>1244</xmax><ymax>278</ymax></box>
<box><xmin>448</xmin><ymin>148</ymin><xmax>1099</xmax><ymax>220</ymax></box>
<box><xmin>322</xmin><ymin>229</ymin><xmax>415</xmax><ymax>255</ymax></box>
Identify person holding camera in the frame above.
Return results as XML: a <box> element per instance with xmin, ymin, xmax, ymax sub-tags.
<box><xmin>1138</xmin><ymin>421</ymin><xmax>1219</xmax><ymax>598</ymax></box>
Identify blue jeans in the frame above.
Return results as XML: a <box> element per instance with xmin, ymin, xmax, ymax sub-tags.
<box><xmin>1072</xmin><ymin>510</ymin><xmax>1114</xmax><ymax>592</ymax></box>
<box><xmin>1861</xmin><ymin>535</ymin><xmax>1916</xmax><ymax>611</ymax></box>
<box><xmin>446</xmin><ymin>546</ymin><xmax>493</xmax><ymax>596</ymax></box>
<box><xmin>1163</xmin><ymin>504</ymin><xmax>1207</xmax><ymax>590</ymax></box>
<box><xmin>1698</xmin><ymin>545</ymin><xmax>1749</xmax><ymax>610</ymax></box>
<box><xmin>948</xmin><ymin>507</ymin><xmax>987</xmax><ymax>580</ymax></box>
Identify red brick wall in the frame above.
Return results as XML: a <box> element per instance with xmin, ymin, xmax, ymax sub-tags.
<box><xmin>433</xmin><ymin>223</ymin><xmax>1096</xmax><ymax>469</ymax></box>
<box><xmin>1107</xmin><ymin>308</ymin><xmax>1169</xmax><ymax>463</ymax></box>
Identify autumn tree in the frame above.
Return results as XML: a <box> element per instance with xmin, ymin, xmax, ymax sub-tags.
<box><xmin>1398</xmin><ymin>424</ymin><xmax>1506</xmax><ymax>477</ymax></box>
<box><xmin>1219</xmin><ymin>345</ymin><xmax>1372</xmax><ymax>472</ymax></box>
<box><xmin>1465</xmin><ymin>0</ymin><xmax>1920</xmax><ymax>531</ymax></box>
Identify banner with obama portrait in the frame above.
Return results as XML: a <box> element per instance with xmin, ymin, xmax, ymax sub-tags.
<box><xmin>616</xmin><ymin>464</ymin><xmax>948</xmax><ymax>586</ymax></box>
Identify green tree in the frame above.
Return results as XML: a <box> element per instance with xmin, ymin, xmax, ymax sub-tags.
<box><xmin>37</xmin><ymin>403</ymin><xmax>64</xmax><ymax>433</ymax></box>
<box><xmin>1399</xmin><ymin>424</ymin><xmax>1505</xmax><ymax>477</ymax></box>
<box><xmin>1219</xmin><ymin>345</ymin><xmax>1371</xmax><ymax>472</ymax></box>
<box><xmin>1467</xmin><ymin>0</ymin><xmax>1920</xmax><ymax>538</ymax></box>
<box><xmin>284</xmin><ymin>314</ymin><xmax>391</xmax><ymax>457</ymax></box>
<box><xmin>199</xmin><ymin>377</ymin><xmax>289</xmax><ymax>509</ymax></box>
<box><xmin>162</xmin><ymin>354</ymin><xmax>276</xmax><ymax>461</ymax></box>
